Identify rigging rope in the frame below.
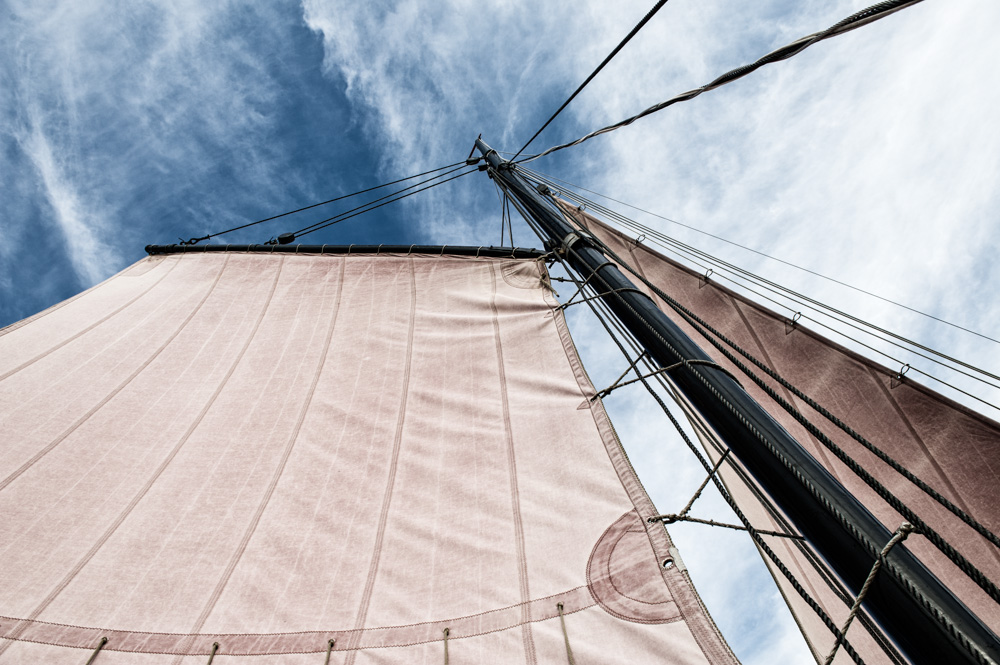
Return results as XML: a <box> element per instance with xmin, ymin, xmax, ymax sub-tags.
<box><xmin>505</xmin><ymin>189</ymin><xmax>873</xmax><ymax>664</ymax></box>
<box><xmin>538</xmin><ymin>177</ymin><xmax>1000</xmax><ymax>402</ymax></box>
<box><xmin>291</xmin><ymin>166</ymin><xmax>478</xmax><ymax>239</ymax></box>
<box><xmin>521</xmin><ymin>168</ymin><xmax>1000</xmax><ymax>348</ymax></box>
<box><xmin>519</xmin><ymin>0</ymin><xmax>926</xmax><ymax>164</ymax></box>
<box><xmin>178</xmin><ymin>160</ymin><xmax>470</xmax><ymax>245</ymax></box>
<box><xmin>510</xmin><ymin>0</ymin><xmax>670</xmax><ymax>161</ymax></box>
<box><xmin>552</xmin><ymin>200</ymin><xmax>1000</xmax><ymax>607</ymax></box>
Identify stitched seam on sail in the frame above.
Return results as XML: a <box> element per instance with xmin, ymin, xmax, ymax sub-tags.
<box><xmin>488</xmin><ymin>261</ymin><xmax>538</xmax><ymax>665</ymax></box>
<box><xmin>342</xmin><ymin>257</ymin><xmax>417</xmax><ymax>665</ymax></box>
<box><xmin>0</xmin><ymin>254</ymin><xmax>284</xmax><ymax>657</ymax></box>
<box><xmin>174</xmin><ymin>256</ymin><xmax>347</xmax><ymax>650</ymax></box>
<box><xmin>0</xmin><ymin>254</ymin><xmax>182</xmax><ymax>381</ymax></box>
<box><xmin>0</xmin><ymin>256</ymin><xmax>228</xmax><ymax>495</ymax></box>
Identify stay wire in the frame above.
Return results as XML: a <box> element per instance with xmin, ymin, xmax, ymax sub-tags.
<box><xmin>559</xmin><ymin>203</ymin><xmax>1000</xmax><ymax>605</ymax></box>
<box><xmin>541</xmin><ymin>179</ymin><xmax>1000</xmax><ymax>395</ymax></box>
<box><xmin>519</xmin><ymin>205</ymin><xmax>869</xmax><ymax>665</ymax></box>
<box><xmin>510</xmin><ymin>0</ymin><xmax>670</xmax><ymax>161</ymax></box>
<box><xmin>518</xmin><ymin>0</ymin><xmax>926</xmax><ymax>164</ymax></box>
<box><xmin>503</xmin><ymin>183</ymin><xmax>906</xmax><ymax>662</ymax></box>
<box><xmin>179</xmin><ymin>160</ymin><xmax>469</xmax><ymax>245</ymax></box>
<box><xmin>292</xmin><ymin>166</ymin><xmax>477</xmax><ymax>238</ymax></box>
<box><xmin>521</xmin><ymin>166</ymin><xmax>1000</xmax><ymax>352</ymax></box>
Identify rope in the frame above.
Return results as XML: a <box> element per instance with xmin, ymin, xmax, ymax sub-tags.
<box><xmin>823</xmin><ymin>523</ymin><xmax>915</xmax><ymax>665</ymax></box>
<box><xmin>566</xmin><ymin>206</ymin><xmax>1000</xmax><ymax>605</ymax></box>
<box><xmin>648</xmin><ymin>513</ymin><xmax>805</xmax><ymax>540</ymax></box>
<box><xmin>520</xmin><ymin>0</ymin><xmax>925</xmax><ymax>163</ymax></box>
<box><xmin>292</xmin><ymin>166</ymin><xmax>478</xmax><ymax>238</ymax></box>
<box><xmin>556</xmin><ymin>602</ymin><xmax>577</xmax><ymax>665</ymax></box>
<box><xmin>507</xmin><ymin>198</ymin><xmax>871</xmax><ymax>663</ymax></box>
<box><xmin>84</xmin><ymin>637</ymin><xmax>108</xmax><ymax>665</ymax></box>
<box><xmin>178</xmin><ymin>160</ymin><xmax>469</xmax><ymax>245</ymax></box>
<box><xmin>324</xmin><ymin>639</ymin><xmax>335</xmax><ymax>665</ymax></box>
<box><xmin>206</xmin><ymin>642</ymin><xmax>220</xmax><ymax>665</ymax></box>
<box><xmin>524</xmin><ymin>169</ymin><xmax>1000</xmax><ymax>392</ymax></box>
<box><xmin>511</xmin><ymin>0</ymin><xmax>670</xmax><ymax>161</ymax></box>
<box><xmin>443</xmin><ymin>627</ymin><xmax>450</xmax><ymax>665</ymax></box>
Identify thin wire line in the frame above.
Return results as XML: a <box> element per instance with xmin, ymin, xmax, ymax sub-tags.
<box><xmin>510</xmin><ymin>0</ymin><xmax>670</xmax><ymax>161</ymax></box>
<box><xmin>292</xmin><ymin>167</ymin><xmax>477</xmax><ymax>238</ymax></box>
<box><xmin>521</xmin><ymin>167</ymin><xmax>1000</xmax><ymax>347</ymax></box>
<box><xmin>519</xmin><ymin>0</ymin><xmax>925</xmax><ymax>163</ymax></box>
<box><xmin>181</xmin><ymin>160</ymin><xmax>468</xmax><ymax>244</ymax></box>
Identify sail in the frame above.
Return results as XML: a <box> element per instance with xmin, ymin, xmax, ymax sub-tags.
<box><xmin>569</xmin><ymin>207</ymin><xmax>1000</xmax><ymax>662</ymax></box>
<box><xmin>0</xmin><ymin>250</ymin><xmax>736</xmax><ymax>664</ymax></box>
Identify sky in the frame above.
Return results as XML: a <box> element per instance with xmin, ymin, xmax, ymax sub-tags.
<box><xmin>2</xmin><ymin>0</ymin><xmax>999</xmax><ymax>662</ymax></box>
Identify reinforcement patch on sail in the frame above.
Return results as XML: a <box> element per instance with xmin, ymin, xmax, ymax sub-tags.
<box><xmin>0</xmin><ymin>252</ymin><xmax>736</xmax><ymax>664</ymax></box>
<box><xmin>570</xmin><ymin>207</ymin><xmax>1000</xmax><ymax>664</ymax></box>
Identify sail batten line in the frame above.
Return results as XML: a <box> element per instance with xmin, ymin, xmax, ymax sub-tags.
<box><xmin>520</xmin><ymin>0</ymin><xmax>926</xmax><ymax>164</ymax></box>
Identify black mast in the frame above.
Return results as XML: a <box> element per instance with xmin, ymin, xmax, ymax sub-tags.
<box><xmin>475</xmin><ymin>138</ymin><xmax>1000</xmax><ymax>665</ymax></box>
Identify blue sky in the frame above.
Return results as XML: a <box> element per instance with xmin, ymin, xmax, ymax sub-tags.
<box><xmin>3</xmin><ymin>1</ymin><xmax>999</xmax><ymax>662</ymax></box>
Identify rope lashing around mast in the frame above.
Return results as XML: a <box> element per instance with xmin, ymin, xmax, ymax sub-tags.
<box><xmin>521</xmin><ymin>166</ymin><xmax>1000</xmax><ymax>348</ymax></box>
<box><xmin>511</xmin><ymin>0</ymin><xmax>670</xmax><ymax>161</ymax></box>
<box><xmin>84</xmin><ymin>637</ymin><xmax>108</xmax><ymax>665</ymax></box>
<box><xmin>508</xmin><ymin>195</ymin><xmax>871</xmax><ymax>664</ymax></box>
<box><xmin>823</xmin><ymin>524</ymin><xmax>916</xmax><ymax>665</ymax></box>
<box><xmin>549</xmin><ymin>197</ymin><xmax>1000</xmax><ymax>603</ymax></box>
<box><xmin>177</xmin><ymin>160</ymin><xmax>473</xmax><ymax>245</ymax></box>
<box><xmin>519</xmin><ymin>0</ymin><xmax>926</xmax><ymax>164</ymax></box>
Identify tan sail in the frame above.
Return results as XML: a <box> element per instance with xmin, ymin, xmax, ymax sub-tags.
<box><xmin>569</xmin><ymin>206</ymin><xmax>1000</xmax><ymax>663</ymax></box>
<box><xmin>0</xmin><ymin>250</ymin><xmax>737</xmax><ymax>664</ymax></box>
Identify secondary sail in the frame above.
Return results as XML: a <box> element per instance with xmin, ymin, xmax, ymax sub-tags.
<box><xmin>0</xmin><ymin>250</ymin><xmax>736</xmax><ymax>664</ymax></box>
<box><xmin>569</xmin><ymin>206</ymin><xmax>1000</xmax><ymax>663</ymax></box>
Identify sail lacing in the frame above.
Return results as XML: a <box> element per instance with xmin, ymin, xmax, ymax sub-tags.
<box><xmin>556</xmin><ymin>603</ymin><xmax>577</xmax><ymax>665</ymax></box>
<box><xmin>823</xmin><ymin>524</ymin><xmax>915</xmax><ymax>665</ymax></box>
<box><xmin>84</xmin><ymin>637</ymin><xmax>108</xmax><ymax>665</ymax></box>
<box><xmin>519</xmin><ymin>0</ymin><xmax>927</xmax><ymax>164</ymax></box>
<box><xmin>506</xmin><ymin>193</ymin><xmax>872</xmax><ymax>664</ymax></box>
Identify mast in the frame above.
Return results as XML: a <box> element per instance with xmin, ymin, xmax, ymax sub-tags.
<box><xmin>475</xmin><ymin>138</ymin><xmax>1000</xmax><ymax>665</ymax></box>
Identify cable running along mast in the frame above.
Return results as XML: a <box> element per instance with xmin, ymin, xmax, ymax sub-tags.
<box><xmin>475</xmin><ymin>138</ymin><xmax>1000</xmax><ymax>665</ymax></box>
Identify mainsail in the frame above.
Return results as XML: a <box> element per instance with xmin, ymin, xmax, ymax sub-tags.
<box><xmin>0</xmin><ymin>250</ymin><xmax>737</xmax><ymax>663</ymax></box>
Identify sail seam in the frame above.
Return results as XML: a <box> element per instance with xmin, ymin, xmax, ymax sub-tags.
<box><xmin>488</xmin><ymin>261</ymin><xmax>538</xmax><ymax>665</ymax></box>
<box><xmin>0</xmin><ymin>255</ymin><xmax>181</xmax><ymax>382</ymax></box>
<box><xmin>343</xmin><ymin>258</ymin><xmax>417</xmax><ymax>665</ymax></box>
<box><xmin>174</xmin><ymin>255</ymin><xmax>348</xmax><ymax>651</ymax></box>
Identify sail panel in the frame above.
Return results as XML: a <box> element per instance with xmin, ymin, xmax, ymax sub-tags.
<box><xmin>0</xmin><ymin>251</ymin><xmax>735</xmax><ymax>664</ymax></box>
<box><xmin>571</xmin><ymin>207</ymin><xmax>1000</xmax><ymax>662</ymax></box>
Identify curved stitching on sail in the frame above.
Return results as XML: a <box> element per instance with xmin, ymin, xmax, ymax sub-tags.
<box><xmin>169</xmin><ymin>257</ymin><xmax>348</xmax><ymax>660</ymax></box>
<box><xmin>342</xmin><ymin>257</ymin><xmax>417</xmax><ymax>665</ymax></box>
<box><xmin>0</xmin><ymin>588</ymin><xmax>596</xmax><ymax>654</ymax></box>
<box><xmin>0</xmin><ymin>256</ymin><xmax>229</xmax><ymax>495</ymax></box>
<box><xmin>606</xmin><ymin>527</ymin><xmax>673</xmax><ymax>606</ymax></box>
<box><xmin>0</xmin><ymin>255</ymin><xmax>182</xmax><ymax>381</ymax></box>
<box><xmin>0</xmin><ymin>254</ymin><xmax>284</xmax><ymax>658</ymax></box>
<box><xmin>488</xmin><ymin>261</ymin><xmax>538</xmax><ymax>665</ymax></box>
